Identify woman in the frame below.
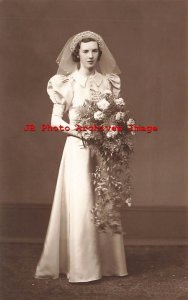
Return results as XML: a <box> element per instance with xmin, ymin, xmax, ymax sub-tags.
<box><xmin>34</xmin><ymin>31</ymin><xmax>128</xmax><ymax>283</ymax></box>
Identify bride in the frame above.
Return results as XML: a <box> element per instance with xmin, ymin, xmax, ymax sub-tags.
<box><xmin>34</xmin><ymin>30</ymin><xmax>128</xmax><ymax>283</ymax></box>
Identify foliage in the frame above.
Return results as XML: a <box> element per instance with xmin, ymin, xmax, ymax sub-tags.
<box><xmin>76</xmin><ymin>89</ymin><xmax>135</xmax><ymax>233</ymax></box>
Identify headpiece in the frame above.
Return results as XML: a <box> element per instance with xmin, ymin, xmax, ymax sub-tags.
<box><xmin>70</xmin><ymin>31</ymin><xmax>103</xmax><ymax>53</ymax></box>
<box><xmin>56</xmin><ymin>30</ymin><xmax>121</xmax><ymax>75</ymax></box>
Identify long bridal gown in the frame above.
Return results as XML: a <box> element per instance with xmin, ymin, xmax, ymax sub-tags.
<box><xmin>34</xmin><ymin>69</ymin><xmax>128</xmax><ymax>282</ymax></box>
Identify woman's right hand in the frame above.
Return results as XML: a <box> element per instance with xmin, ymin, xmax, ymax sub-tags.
<box><xmin>69</xmin><ymin>125</ymin><xmax>83</xmax><ymax>139</ymax></box>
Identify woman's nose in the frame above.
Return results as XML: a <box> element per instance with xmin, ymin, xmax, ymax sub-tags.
<box><xmin>88</xmin><ymin>51</ymin><xmax>93</xmax><ymax>58</ymax></box>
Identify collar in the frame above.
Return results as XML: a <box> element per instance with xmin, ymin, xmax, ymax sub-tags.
<box><xmin>70</xmin><ymin>69</ymin><xmax>103</xmax><ymax>88</ymax></box>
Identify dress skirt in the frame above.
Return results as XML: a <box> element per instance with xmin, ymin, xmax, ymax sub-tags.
<box><xmin>35</xmin><ymin>136</ymin><xmax>128</xmax><ymax>282</ymax></box>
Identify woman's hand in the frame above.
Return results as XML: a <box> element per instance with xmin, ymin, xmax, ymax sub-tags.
<box><xmin>69</xmin><ymin>125</ymin><xmax>83</xmax><ymax>139</ymax></box>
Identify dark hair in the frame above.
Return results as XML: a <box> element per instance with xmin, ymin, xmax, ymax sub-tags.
<box><xmin>71</xmin><ymin>38</ymin><xmax>102</xmax><ymax>62</ymax></box>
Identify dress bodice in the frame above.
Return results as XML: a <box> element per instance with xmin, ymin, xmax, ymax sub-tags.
<box><xmin>47</xmin><ymin>69</ymin><xmax>121</xmax><ymax>125</ymax></box>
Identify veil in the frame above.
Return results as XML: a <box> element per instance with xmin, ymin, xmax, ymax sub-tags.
<box><xmin>56</xmin><ymin>31</ymin><xmax>121</xmax><ymax>75</ymax></box>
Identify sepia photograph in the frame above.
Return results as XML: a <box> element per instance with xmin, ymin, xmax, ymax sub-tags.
<box><xmin>0</xmin><ymin>0</ymin><xmax>188</xmax><ymax>299</ymax></box>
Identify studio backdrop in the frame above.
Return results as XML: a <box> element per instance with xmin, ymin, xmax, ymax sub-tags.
<box><xmin>0</xmin><ymin>0</ymin><xmax>187</xmax><ymax>245</ymax></box>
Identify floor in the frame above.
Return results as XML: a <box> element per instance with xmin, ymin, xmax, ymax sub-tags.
<box><xmin>0</xmin><ymin>244</ymin><xmax>188</xmax><ymax>300</ymax></box>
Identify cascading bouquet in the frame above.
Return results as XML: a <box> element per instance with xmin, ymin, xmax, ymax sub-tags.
<box><xmin>75</xmin><ymin>89</ymin><xmax>135</xmax><ymax>234</ymax></box>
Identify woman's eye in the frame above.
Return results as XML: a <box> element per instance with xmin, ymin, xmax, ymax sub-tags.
<box><xmin>82</xmin><ymin>50</ymin><xmax>98</xmax><ymax>53</ymax></box>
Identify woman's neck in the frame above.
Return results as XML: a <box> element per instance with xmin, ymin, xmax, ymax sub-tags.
<box><xmin>78</xmin><ymin>66</ymin><xmax>96</xmax><ymax>77</ymax></box>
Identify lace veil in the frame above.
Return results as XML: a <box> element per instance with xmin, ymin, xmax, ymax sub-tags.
<box><xmin>56</xmin><ymin>31</ymin><xmax>121</xmax><ymax>75</ymax></box>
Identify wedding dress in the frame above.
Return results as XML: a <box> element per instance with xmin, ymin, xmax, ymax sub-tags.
<box><xmin>34</xmin><ymin>69</ymin><xmax>128</xmax><ymax>282</ymax></box>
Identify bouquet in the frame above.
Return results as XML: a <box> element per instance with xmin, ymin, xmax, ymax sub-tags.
<box><xmin>75</xmin><ymin>88</ymin><xmax>135</xmax><ymax>234</ymax></box>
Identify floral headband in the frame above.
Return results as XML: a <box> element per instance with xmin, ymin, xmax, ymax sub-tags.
<box><xmin>69</xmin><ymin>31</ymin><xmax>104</xmax><ymax>53</ymax></box>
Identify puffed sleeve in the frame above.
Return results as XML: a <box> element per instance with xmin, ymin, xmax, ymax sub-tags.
<box><xmin>47</xmin><ymin>74</ymin><xmax>73</xmax><ymax>117</ymax></box>
<box><xmin>105</xmin><ymin>73</ymin><xmax>121</xmax><ymax>99</ymax></box>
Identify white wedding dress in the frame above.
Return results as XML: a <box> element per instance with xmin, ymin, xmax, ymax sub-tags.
<box><xmin>34</xmin><ymin>70</ymin><xmax>128</xmax><ymax>282</ymax></box>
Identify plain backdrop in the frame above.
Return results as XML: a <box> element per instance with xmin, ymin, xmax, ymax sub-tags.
<box><xmin>0</xmin><ymin>0</ymin><xmax>187</xmax><ymax>207</ymax></box>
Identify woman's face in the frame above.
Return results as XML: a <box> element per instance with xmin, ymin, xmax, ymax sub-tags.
<box><xmin>79</xmin><ymin>41</ymin><xmax>99</xmax><ymax>70</ymax></box>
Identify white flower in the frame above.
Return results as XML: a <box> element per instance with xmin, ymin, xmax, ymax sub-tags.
<box><xmin>94</xmin><ymin>111</ymin><xmax>104</xmax><ymax>121</ymax></box>
<box><xmin>127</xmin><ymin>118</ymin><xmax>136</xmax><ymax>135</ymax></box>
<box><xmin>97</xmin><ymin>99</ymin><xmax>110</xmax><ymax>110</ymax></box>
<box><xmin>127</xmin><ymin>118</ymin><xmax>135</xmax><ymax>126</ymax></box>
<box><xmin>102</xmin><ymin>89</ymin><xmax>112</xmax><ymax>97</ymax></box>
<box><xmin>115</xmin><ymin>112</ymin><xmax>125</xmax><ymax>121</ymax></box>
<box><xmin>82</xmin><ymin>130</ymin><xmax>92</xmax><ymax>140</ymax></box>
<box><xmin>114</xmin><ymin>98</ymin><xmax>125</xmax><ymax>106</ymax></box>
<box><xmin>106</xmin><ymin>131</ymin><xmax>118</xmax><ymax>138</ymax></box>
<box><xmin>125</xmin><ymin>198</ymin><xmax>132</xmax><ymax>207</ymax></box>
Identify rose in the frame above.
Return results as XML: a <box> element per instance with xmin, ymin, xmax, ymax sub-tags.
<box><xmin>82</xmin><ymin>130</ymin><xmax>92</xmax><ymax>140</ymax></box>
<box><xmin>106</xmin><ymin>130</ymin><xmax>118</xmax><ymax>138</ymax></box>
<box><xmin>114</xmin><ymin>98</ymin><xmax>125</xmax><ymax>106</ymax></box>
<box><xmin>125</xmin><ymin>198</ymin><xmax>132</xmax><ymax>207</ymax></box>
<box><xmin>94</xmin><ymin>111</ymin><xmax>104</xmax><ymax>121</ymax></box>
<box><xmin>127</xmin><ymin>118</ymin><xmax>135</xmax><ymax>126</ymax></box>
<box><xmin>115</xmin><ymin>112</ymin><xmax>125</xmax><ymax>121</ymax></box>
<box><xmin>127</xmin><ymin>118</ymin><xmax>136</xmax><ymax>135</ymax></box>
<box><xmin>97</xmin><ymin>99</ymin><xmax>110</xmax><ymax>110</ymax></box>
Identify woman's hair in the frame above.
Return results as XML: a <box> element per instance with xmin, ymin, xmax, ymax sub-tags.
<box><xmin>71</xmin><ymin>38</ymin><xmax>102</xmax><ymax>62</ymax></box>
